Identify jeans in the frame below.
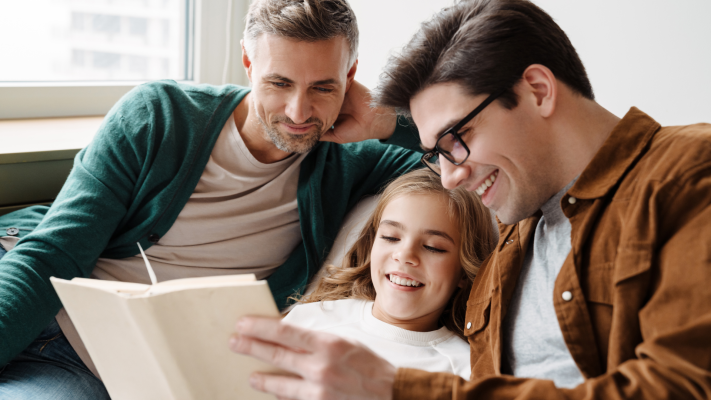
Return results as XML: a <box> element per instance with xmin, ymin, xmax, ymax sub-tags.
<box><xmin>0</xmin><ymin>250</ymin><xmax>111</xmax><ymax>399</ymax></box>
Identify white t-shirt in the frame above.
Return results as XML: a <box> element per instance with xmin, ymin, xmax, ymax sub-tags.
<box><xmin>91</xmin><ymin>113</ymin><xmax>308</xmax><ymax>284</ymax></box>
<box><xmin>283</xmin><ymin>299</ymin><xmax>471</xmax><ymax>380</ymax></box>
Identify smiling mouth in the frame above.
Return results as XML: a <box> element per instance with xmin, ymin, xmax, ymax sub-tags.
<box><xmin>280</xmin><ymin>122</ymin><xmax>316</xmax><ymax>134</ymax></box>
<box><xmin>386</xmin><ymin>274</ymin><xmax>423</xmax><ymax>287</ymax></box>
<box><xmin>475</xmin><ymin>170</ymin><xmax>499</xmax><ymax>196</ymax></box>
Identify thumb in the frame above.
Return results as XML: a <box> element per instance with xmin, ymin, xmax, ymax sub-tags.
<box><xmin>320</xmin><ymin>115</ymin><xmax>363</xmax><ymax>144</ymax></box>
<box><xmin>319</xmin><ymin>128</ymin><xmax>342</xmax><ymax>144</ymax></box>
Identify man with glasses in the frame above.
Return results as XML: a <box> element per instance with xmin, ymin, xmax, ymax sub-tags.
<box><xmin>231</xmin><ymin>0</ymin><xmax>711</xmax><ymax>399</ymax></box>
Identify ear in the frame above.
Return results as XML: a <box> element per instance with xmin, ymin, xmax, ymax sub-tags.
<box><xmin>241</xmin><ymin>40</ymin><xmax>253</xmax><ymax>82</ymax></box>
<box><xmin>520</xmin><ymin>64</ymin><xmax>557</xmax><ymax>118</ymax></box>
<box><xmin>344</xmin><ymin>59</ymin><xmax>358</xmax><ymax>92</ymax></box>
<box><xmin>457</xmin><ymin>273</ymin><xmax>468</xmax><ymax>289</ymax></box>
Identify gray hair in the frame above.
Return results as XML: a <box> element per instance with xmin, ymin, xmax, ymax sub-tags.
<box><xmin>243</xmin><ymin>0</ymin><xmax>359</xmax><ymax>66</ymax></box>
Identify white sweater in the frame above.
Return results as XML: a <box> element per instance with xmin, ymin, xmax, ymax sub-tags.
<box><xmin>282</xmin><ymin>299</ymin><xmax>471</xmax><ymax>380</ymax></box>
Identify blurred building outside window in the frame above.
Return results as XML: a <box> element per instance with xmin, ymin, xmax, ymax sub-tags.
<box><xmin>0</xmin><ymin>0</ymin><xmax>190</xmax><ymax>83</ymax></box>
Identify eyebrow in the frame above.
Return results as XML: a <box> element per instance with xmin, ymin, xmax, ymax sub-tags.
<box><xmin>424</xmin><ymin>229</ymin><xmax>455</xmax><ymax>244</ymax></box>
<box><xmin>262</xmin><ymin>73</ymin><xmax>339</xmax><ymax>87</ymax></box>
<box><xmin>420</xmin><ymin>117</ymin><xmax>465</xmax><ymax>152</ymax></box>
<box><xmin>311</xmin><ymin>78</ymin><xmax>338</xmax><ymax>86</ymax></box>
<box><xmin>380</xmin><ymin>220</ymin><xmax>455</xmax><ymax>244</ymax></box>
<box><xmin>264</xmin><ymin>73</ymin><xmax>294</xmax><ymax>84</ymax></box>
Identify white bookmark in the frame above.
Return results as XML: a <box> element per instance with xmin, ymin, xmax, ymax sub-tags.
<box><xmin>137</xmin><ymin>242</ymin><xmax>158</xmax><ymax>285</ymax></box>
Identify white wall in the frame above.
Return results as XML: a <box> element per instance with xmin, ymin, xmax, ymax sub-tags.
<box><xmin>351</xmin><ymin>0</ymin><xmax>711</xmax><ymax>126</ymax></box>
<box><xmin>533</xmin><ymin>0</ymin><xmax>711</xmax><ymax>125</ymax></box>
<box><xmin>349</xmin><ymin>0</ymin><xmax>453</xmax><ymax>91</ymax></box>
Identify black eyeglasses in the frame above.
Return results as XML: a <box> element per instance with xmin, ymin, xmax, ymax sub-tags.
<box><xmin>421</xmin><ymin>88</ymin><xmax>506</xmax><ymax>177</ymax></box>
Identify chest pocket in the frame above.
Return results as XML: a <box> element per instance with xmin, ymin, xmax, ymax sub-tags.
<box><xmin>464</xmin><ymin>296</ymin><xmax>492</xmax><ymax>337</ymax></box>
<box><xmin>613</xmin><ymin>243</ymin><xmax>653</xmax><ymax>285</ymax></box>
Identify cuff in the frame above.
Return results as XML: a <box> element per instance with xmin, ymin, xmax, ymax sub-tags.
<box><xmin>393</xmin><ymin>368</ymin><xmax>456</xmax><ymax>400</ymax></box>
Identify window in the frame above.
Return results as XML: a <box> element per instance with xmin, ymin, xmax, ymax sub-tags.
<box><xmin>0</xmin><ymin>0</ymin><xmax>250</xmax><ymax>119</ymax></box>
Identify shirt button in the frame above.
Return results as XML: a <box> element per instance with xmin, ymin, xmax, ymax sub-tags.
<box><xmin>568</xmin><ymin>196</ymin><xmax>577</xmax><ymax>204</ymax></box>
<box><xmin>148</xmin><ymin>234</ymin><xmax>160</xmax><ymax>243</ymax></box>
<box><xmin>6</xmin><ymin>227</ymin><xmax>19</xmax><ymax>236</ymax></box>
<box><xmin>466</xmin><ymin>322</ymin><xmax>472</xmax><ymax>329</ymax></box>
<box><xmin>562</xmin><ymin>291</ymin><xmax>573</xmax><ymax>301</ymax></box>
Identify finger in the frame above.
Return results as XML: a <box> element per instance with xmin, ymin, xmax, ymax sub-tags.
<box><xmin>229</xmin><ymin>334</ymin><xmax>312</xmax><ymax>376</ymax></box>
<box><xmin>235</xmin><ymin>316</ymin><xmax>326</xmax><ymax>352</ymax></box>
<box><xmin>320</xmin><ymin>116</ymin><xmax>364</xmax><ymax>144</ymax></box>
<box><xmin>251</xmin><ymin>372</ymin><xmax>330</xmax><ymax>400</ymax></box>
<box><xmin>318</xmin><ymin>130</ymin><xmax>343</xmax><ymax>144</ymax></box>
<box><xmin>339</xmin><ymin>80</ymin><xmax>369</xmax><ymax>114</ymax></box>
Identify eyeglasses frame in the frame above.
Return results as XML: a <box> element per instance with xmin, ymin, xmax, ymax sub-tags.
<box><xmin>421</xmin><ymin>87</ymin><xmax>507</xmax><ymax>177</ymax></box>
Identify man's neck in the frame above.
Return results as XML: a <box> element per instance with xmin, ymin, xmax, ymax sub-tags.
<box><xmin>232</xmin><ymin>93</ymin><xmax>294</xmax><ymax>164</ymax></box>
<box><xmin>548</xmin><ymin>96</ymin><xmax>621</xmax><ymax>192</ymax></box>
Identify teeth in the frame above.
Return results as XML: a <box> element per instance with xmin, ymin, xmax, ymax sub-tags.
<box><xmin>389</xmin><ymin>275</ymin><xmax>421</xmax><ymax>287</ymax></box>
<box><xmin>476</xmin><ymin>171</ymin><xmax>498</xmax><ymax>196</ymax></box>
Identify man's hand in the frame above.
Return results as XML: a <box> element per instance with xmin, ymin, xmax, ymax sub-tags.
<box><xmin>321</xmin><ymin>80</ymin><xmax>398</xmax><ymax>144</ymax></box>
<box><xmin>229</xmin><ymin>316</ymin><xmax>397</xmax><ymax>400</ymax></box>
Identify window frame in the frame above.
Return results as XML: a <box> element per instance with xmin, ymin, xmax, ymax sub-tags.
<box><xmin>0</xmin><ymin>0</ymin><xmax>250</xmax><ymax>120</ymax></box>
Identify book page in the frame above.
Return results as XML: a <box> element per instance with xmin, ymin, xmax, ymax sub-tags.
<box><xmin>60</xmin><ymin>277</ymin><xmax>150</xmax><ymax>295</ymax></box>
<box><xmin>51</xmin><ymin>278</ymin><xmax>176</xmax><ymax>399</ymax></box>
<box><xmin>51</xmin><ymin>277</ymin><xmax>280</xmax><ymax>400</ymax></box>
<box><xmin>143</xmin><ymin>281</ymin><xmax>281</xmax><ymax>399</ymax></box>
<box><xmin>146</xmin><ymin>273</ymin><xmax>257</xmax><ymax>295</ymax></box>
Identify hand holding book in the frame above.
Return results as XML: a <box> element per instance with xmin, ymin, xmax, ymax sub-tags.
<box><xmin>50</xmin><ymin>243</ymin><xmax>281</xmax><ymax>400</ymax></box>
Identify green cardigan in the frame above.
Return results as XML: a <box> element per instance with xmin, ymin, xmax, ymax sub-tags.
<box><xmin>0</xmin><ymin>81</ymin><xmax>422</xmax><ymax>366</ymax></box>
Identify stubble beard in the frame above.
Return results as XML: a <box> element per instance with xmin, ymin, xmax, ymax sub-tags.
<box><xmin>496</xmin><ymin>191</ymin><xmax>543</xmax><ymax>225</ymax></box>
<box><xmin>492</xmin><ymin>173</ymin><xmax>556</xmax><ymax>225</ymax></box>
<box><xmin>257</xmin><ymin>114</ymin><xmax>325</xmax><ymax>154</ymax></box>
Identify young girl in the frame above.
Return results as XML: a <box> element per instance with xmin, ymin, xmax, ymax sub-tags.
<box><xmin>282</xmin><ymin>169</ymin><xmax>497</xmax><ymax>379</ymax></box>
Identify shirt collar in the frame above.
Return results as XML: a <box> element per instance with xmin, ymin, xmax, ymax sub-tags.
<box><xmin>568</xmin><ymin>107</ymin><xmax>660</xmax><ymax>200</ymax></box>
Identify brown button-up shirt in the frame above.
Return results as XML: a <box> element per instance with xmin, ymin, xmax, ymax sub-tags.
<box><xmin>394</xmin><ymin>108</ymin><xmax>711</xmax><ymax>399</ymax></box>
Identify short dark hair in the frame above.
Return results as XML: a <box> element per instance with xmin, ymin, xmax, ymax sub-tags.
<box><xmin>373</xmin><ymin>0</ymin><xmax>594</xmax><ymax>114</ymax></box>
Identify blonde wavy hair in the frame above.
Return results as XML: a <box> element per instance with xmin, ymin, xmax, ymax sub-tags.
<box><xmin>297</xmin><ymin>169</ymin><xmax>497</xmax><ymax>339</ymax></box>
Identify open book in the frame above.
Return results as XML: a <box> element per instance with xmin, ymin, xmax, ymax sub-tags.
<box><xmin>50</xmin><ymin>244</ymin><xmax>280</xmax><ymax>400</ymax></box>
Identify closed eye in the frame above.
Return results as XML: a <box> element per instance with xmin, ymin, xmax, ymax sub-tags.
<box><xmin>424</xmin><ymin>245</ymin><xmax>447</xmax><ymax>254</ymax></box>
<box><xmin>380</xmin><ymin>235</ymin><xmax>399</xmax><ymax>242</ymax></box>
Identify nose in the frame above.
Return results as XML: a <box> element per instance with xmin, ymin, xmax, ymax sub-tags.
<box><xmin>392</xmin><ymin>240</ymin><xmax>419</xmax><ymax>266</ymax></box>
<box><xmin>284</xmin><ymin>90</ymin><xmax>312</xmax><ymax>124</ymax></box>
<box><xmin>439</xmin><ymin>157</ymin><xmax>471</xmax><ymax>190</ymax></box>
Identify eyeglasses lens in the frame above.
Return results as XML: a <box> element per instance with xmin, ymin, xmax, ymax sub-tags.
<box><xmin>438</xmin><ymin>133</ymin><xmax>468</xmax><ymax>164</ymax></box>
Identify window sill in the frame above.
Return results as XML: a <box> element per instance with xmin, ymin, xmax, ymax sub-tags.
<box><xmin>0</xmin><ymin>116</ymin><xmax>104</xmax><ymax>214</ymax></box>
<box><xmin>0</xmin><ymin>116</ymin><xmax>103</xmax><ymax>162</ymax></box>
